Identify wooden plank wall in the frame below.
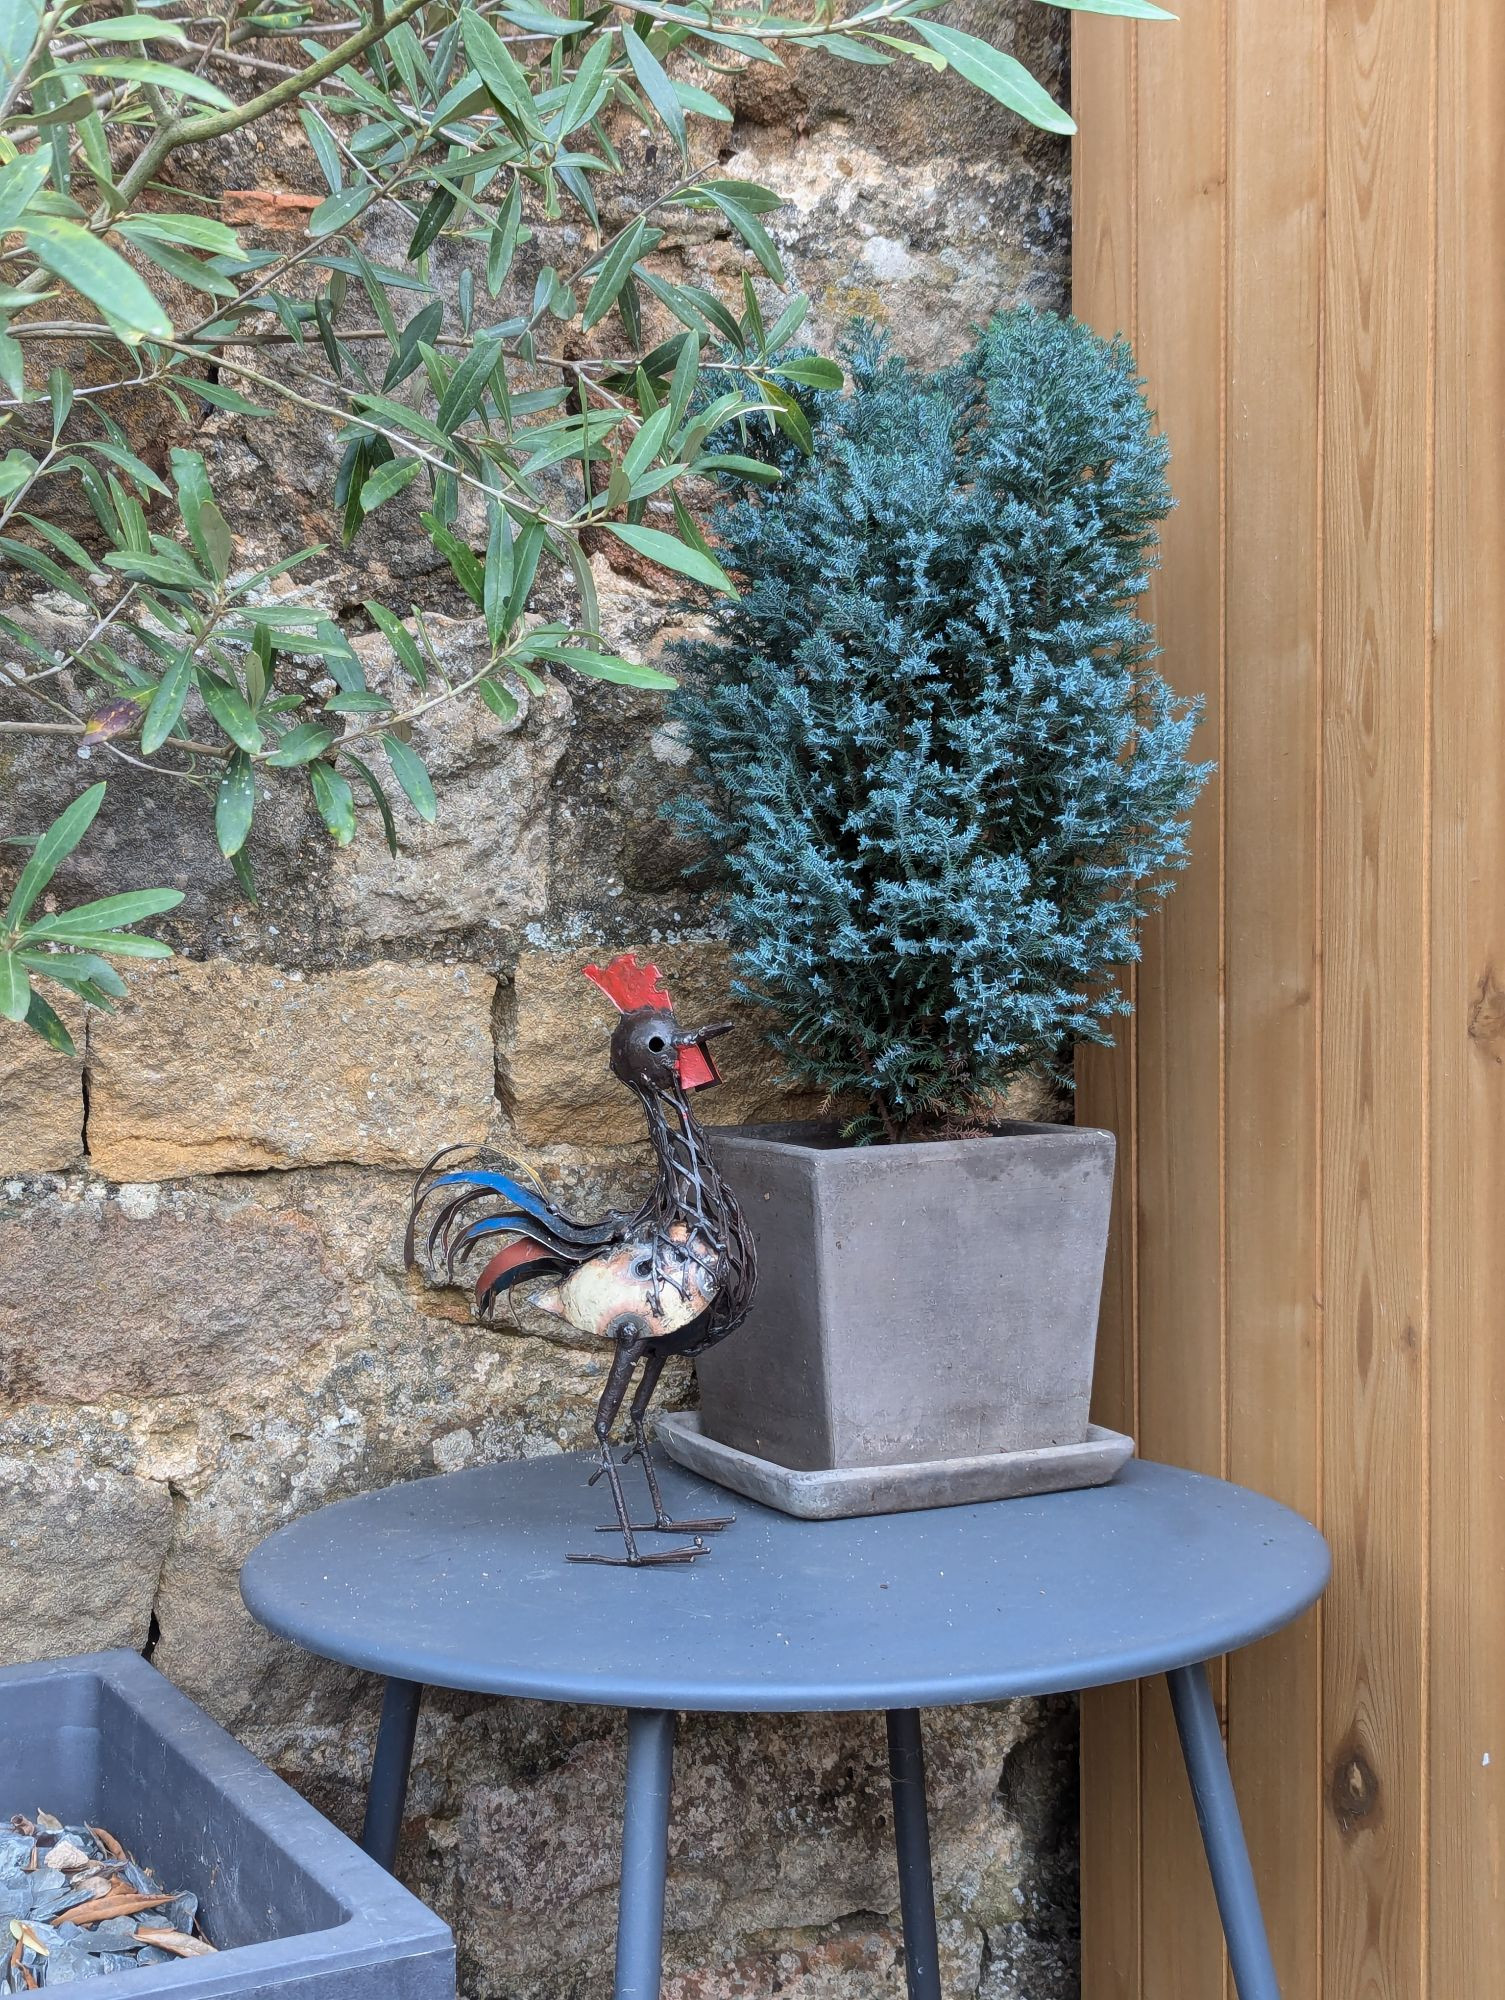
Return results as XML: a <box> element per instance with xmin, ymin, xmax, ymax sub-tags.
<box><xmin>1072</xmin><ymin>3</ymin><xmax>1505</xmax><ymax>1995</ymax></box>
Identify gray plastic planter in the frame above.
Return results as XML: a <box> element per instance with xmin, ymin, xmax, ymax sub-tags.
<box><xmin>694</xmin><ymin>1119</ymin><xmax>1116</xmax><ymax>1477</ymax></box>
<box><xmin>0</xmin><ymin>1650</ymin><xmax>453</xmax><ymax>1999</ymax></box>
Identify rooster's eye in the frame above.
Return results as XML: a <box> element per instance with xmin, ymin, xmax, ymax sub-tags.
<box><xmin>647</xmin><ymin>1034</ymin><xmax>666</xmax><ymax>1051</ymax></box>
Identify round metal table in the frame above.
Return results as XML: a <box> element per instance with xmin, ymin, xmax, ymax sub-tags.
<box><xmin>241</xmin><ymin>1452</ymin><xmax>1328</xmax><ymax>2000</ymax></box>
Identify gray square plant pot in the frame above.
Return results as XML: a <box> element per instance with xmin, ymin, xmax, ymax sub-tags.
<box><xmin>688</xmin><ymin>1120</ymin><xmax>1122</xmax><ymax>1508</ymax></box>
<box><xmin>0</xmin><ymin>1649</ymin><xmax>454</xmax><ymax>1999</ymax></box>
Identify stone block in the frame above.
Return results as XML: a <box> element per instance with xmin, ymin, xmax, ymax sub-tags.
<box><xmin>0</xmin><ymin>1004</ymin><xmax>83</xmax><ymax>1175</ymax></box>
<box><xmin>0</xmin><ymin>1177</ymin><xmax>347</xmax><ymax>1404</ymax></box>
<box><xmin>87</xmin><ymin>960</ymin><xmax>496</xmax><ymax>1179</ymax></box>
<box><xmin>0</xmin><ymin>1454</ymin><xmax>171</xmax><ymax>1663</ymax></box>
<box><xmin>327</xmin><ymin>620</ymin><xmax>573</xmax><ymax>945</ymax></box>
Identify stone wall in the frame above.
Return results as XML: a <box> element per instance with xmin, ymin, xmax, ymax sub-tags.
<box><xmin>0</xmin><ymin>7</ymin><xmax>1078</xmax><ymax>1994</ymax></box>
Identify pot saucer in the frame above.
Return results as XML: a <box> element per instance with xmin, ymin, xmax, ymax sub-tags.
<box><xmin>655</xmin><ymin>1411</ymin><xmax>1134</xmax><ymax>1521</ymax></box>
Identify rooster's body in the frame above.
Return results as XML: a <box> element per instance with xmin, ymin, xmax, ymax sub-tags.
<box><xmin>406</xmin><ymin>954</ymin><xmax>756</xmax><ymax>1565</ymax></box>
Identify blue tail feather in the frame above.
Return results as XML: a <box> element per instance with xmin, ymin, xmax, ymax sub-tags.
<box><xmin>425</xmin><ymin>1168</ymin><xmax>566</xmax><ymax>1230</ymax></box>
<box><xmin>456</xmin><ymin>1212</ymin><xmax>578</xmax><ymax>1254</ymax></box>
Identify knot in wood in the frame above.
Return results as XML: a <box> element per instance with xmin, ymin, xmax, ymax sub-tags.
<box><xmin>1330</xmin><ymin>1742</ymin><xmax>1381</xmax><ymax>1836</ymax></box>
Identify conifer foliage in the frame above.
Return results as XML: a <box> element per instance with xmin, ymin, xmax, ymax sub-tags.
<box><xmin>669</xmin><ymin>311</ymin><xmax>1212</xmax><ymax>1139</ymax></box>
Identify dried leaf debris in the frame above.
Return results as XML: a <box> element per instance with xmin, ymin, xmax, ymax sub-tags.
<box><xmin>1</xmin><ymin>1815</ymin><xmax>215</xmax><ymax>1987</ymax></box>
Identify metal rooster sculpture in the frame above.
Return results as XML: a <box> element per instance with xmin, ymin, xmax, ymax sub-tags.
<box><xmin>406</xmin><ymin>954</ymin><xmax>756</xmax><ymax>1567</ymax></box>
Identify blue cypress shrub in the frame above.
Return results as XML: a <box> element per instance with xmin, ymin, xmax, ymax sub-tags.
<box><xmin>667</xmin><ymin>311</ymin><xmax>1212</xmax><ymax>1140</ymax></box>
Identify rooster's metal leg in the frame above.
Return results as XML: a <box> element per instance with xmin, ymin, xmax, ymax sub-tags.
<box><xmin>620</xmin><ymin>1351</ymin><xmax>734</xmax><ymax>1536</ymax></box>
<box><xmin>569</xmin><ymin>1338</ymin><xmax>707</xmax><ymax>1566</ymax></box>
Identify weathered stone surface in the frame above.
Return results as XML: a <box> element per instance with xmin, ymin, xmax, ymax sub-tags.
<box><xmin>393</xmin><ymin>1702</ymin><xmax>1033</xmax><ymax>2000</ymax></box>
<box><xmin>0</xmin><ymin>1006</ymin><xmax>82</xmax><ymax>1174</ymax></box>
<box><xmin>0</xmin><ymin>1164</ymin><xmax>602</xmax><ymax>1729</ymax></box>
<box><xmin>505</xmin><ymin>944</ymin><xmax>828</xmax><ymax>1149</ymax></box>
<box><xmin>537</xmin><ymin>562</ymin><xmax>723</xmax><ymax>932</ymax></box>
<box><xmin>86</xmin><ymin>959</ymin><xmax>496</xmax><ymax>1178</ymax></box>
<box><xmin>0</xmin><ymin>1452</ymin><xmax>172</xmax><ymax>1664</ymax></box>
<box><xmin>0</xmin><ymin>1174</ymin><xmax>347</xmax><ymax>1404</ymax></box>
<box><xmin>662</xmin><ymin>1931</ymin><xmax>915</xmax><ymax>2000</ymax></box>
<box><xmin>0</xmin><ymin>1162</ymin><xmax>595</xmax><ymax>1712</ymax></box>
<box><xmin>977</xmin><ymin>1698</ymin><xmax>1080</xmax><ymax>1997</ymax></box>
<box><xmin>0</xmin><ymin>723</ymin><xmax>320</xmax><ymax>954</ymax></box>
<box><xmin>734</xmin><ymin>0</ymin><xmax>1068</xmax><ymax>359</ymax></box>
<box><xmin>327</xmin><ymin>620</ymin><xmax>575</xmax><ymax>946</ymax></box>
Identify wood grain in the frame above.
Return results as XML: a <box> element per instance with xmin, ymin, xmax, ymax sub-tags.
<box><xmin>1129</xmin><ymin>0</ymin><xmax>1229</xmax><ymax>1991</ymax></box>
<box><xmin>1427</xmin><ymin>0</ymin><xmax>1505</xmax><ymax>1985</ymax></box>
<box><xmin>1072</xmin><ymin>18</ymin><xmax>1143</xmax><ymax>1994</ymax></box>
<box><xmin>1076</xmin><ymin>1</ymin><xmax>1502</xmax><ymax>1995</ymax></box>
<box><xmin>1321</xmin><ymin>0</ymin><xmax>1433</xmax><ymax>1991</ymax></box>
<box><xmin>1223</xmin><ymin>2</ymin><xmax>1326</xmax><ymax>1996</ymax></box>
<box><xmin>1129</xmin><ymin>0</ymin><xmax>1226</xmax><ymax>1492</ymax></box>
<box><xmin>1072</xmin><ymin>0</ymin><xmax>1496</xmax><ymax>1984</ymax></box>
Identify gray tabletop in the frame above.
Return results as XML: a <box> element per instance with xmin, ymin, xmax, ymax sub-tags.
<box><xmin>241</xmin><ymin>1454</ymin><xmax>1328</xmax><ymax>1713</ymax></box>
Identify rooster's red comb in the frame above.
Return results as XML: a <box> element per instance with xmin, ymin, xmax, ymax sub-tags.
<box><xmin>582</xmin><ymin>952</ymin><xmax>673</xmax><ymax>1015</ymax></box>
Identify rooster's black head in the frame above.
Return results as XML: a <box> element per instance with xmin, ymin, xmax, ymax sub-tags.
<box><xmin>583</xmin><ymin>953</ymin><xmax>731</xmax><ymax>1096</ymax></box>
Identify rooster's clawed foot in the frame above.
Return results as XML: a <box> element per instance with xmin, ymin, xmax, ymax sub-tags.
<box><xmin>567</xmin><ymin>1538</ymin><xmax>708</xmax><ymax>1566</ymax></box>
<box><xmin>585</xmin><ymin>1478</ymin><xmax>734</xmax><ymax>1535</ymax></box>
<box><xmin>594</xmin><ymin>1516</ymin><xmax>734</xmax><ymax>1535</ymax></box>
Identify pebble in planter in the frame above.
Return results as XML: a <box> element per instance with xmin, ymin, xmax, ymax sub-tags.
<box><xmin>2</xmin><ymin>1814</ymin><xmax>213</xmax><ymax>1985</ymax></box>
<box><xmin>661</xmin><ymin>311</ymin><xmax>1213</xmax><ymax>1515</ymax></box>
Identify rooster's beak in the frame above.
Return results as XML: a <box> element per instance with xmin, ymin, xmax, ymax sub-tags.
<box><xmin>675</xmin><ymin>1020</ymin><xmax>732</xmax><ymax>1092</ymax></box>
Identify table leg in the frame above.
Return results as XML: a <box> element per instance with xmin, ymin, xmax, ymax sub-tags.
<box><xmin>886</xmin><ymin>1708</ymin><xmax>942</xmax><ymax>2000</ymax></box>
<box><xmin>360</xmin><ymin>1676</ymin><xmax>423</xmax><ymax>1872</ymax></box>
<box><xmin>615</xmin><ymin>1708</ymin><xmax>677</xmax><ymax>2000</ymax></box>
<box><xmin>1166</xmin><ymin>1662</ymin><xmax>1282</xmax><ymax>2000</ymax></box>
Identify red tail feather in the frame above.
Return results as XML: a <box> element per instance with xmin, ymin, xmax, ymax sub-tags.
<box><xmin>475</xmin><ymin>1238</ymin><xmax>553</xmax><ymax>1304</ymax></box>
